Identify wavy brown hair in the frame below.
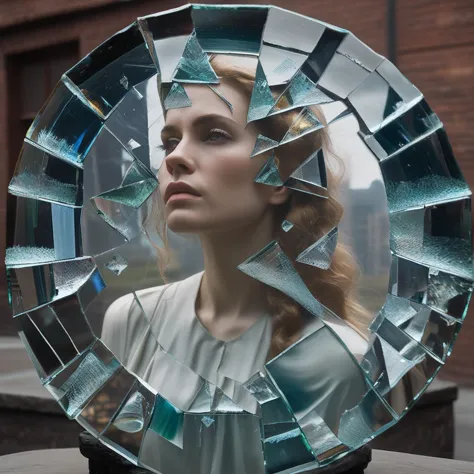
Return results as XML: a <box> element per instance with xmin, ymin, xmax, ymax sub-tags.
<box><xmin>148</xmin><ymin>55</ymin><xmax>371</xmax><ymax>360</ymax></box>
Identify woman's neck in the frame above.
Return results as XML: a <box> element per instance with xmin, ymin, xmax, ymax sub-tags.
<box><xmin>197</xmin><ymin>216</ymin><xmax>275</xmax><ymax>324</ymax></box>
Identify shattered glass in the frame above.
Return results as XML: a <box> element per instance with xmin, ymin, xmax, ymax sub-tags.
<box><xmin>6</xmin><ymin>5</ymin><xmax>473</xmax><ymax>474</ymax></box>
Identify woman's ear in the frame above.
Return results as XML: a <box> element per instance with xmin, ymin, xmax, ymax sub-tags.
<box><xmin>269</xmin><ymin>185</ymin><xmax>291</xmax><ymax>206</ymax></box>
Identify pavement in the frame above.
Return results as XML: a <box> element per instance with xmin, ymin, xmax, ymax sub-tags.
<box><xmin>0</xmin><ymin>336</ymin><xmax>472</xmax><ymax>460</ymax></box>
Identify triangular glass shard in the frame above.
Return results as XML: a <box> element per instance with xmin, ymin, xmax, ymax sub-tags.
<box><xmin>212</xmin><ymin>389</ymin><xmax>246</xmax><ymax>413</ymax></box>
<box><xmin>280</xmin><ymin>107</ymin><xmax>325</xmax><ymax>145</ymax></box>
<box><xmin>247</xmin><ymin>60</ymin><xmax>275</xmax><ymax>122</ymax></box>
<box><xmin>281</xmin><ymin>220</ymin><xmax>294</xmax><ymax>232</ymax></box>
<box><xmin>327</xmin><ymin>107</ymin><xmax>352</xmax><ymax>126</ymax></box>
<box><xmin>378</xmin><ymin>336</ymin><xmax>418</xmax><ymax>388</ymax></box>
<box><xmin>296</xmin><ymin>227</ymin><xmax>338</xmax><ymax>270</ymax></box>
<box><xmin>270</xmin><ymin>70</ymin><xmax>333</xmax><ymax>115</ymax></box>
<box><xmin>290</xmin><ymin>147</ymin><xmax>327</xmax><ymax>189</ymax></box>
<box><xmin>9</xmin><ymin>140</ymin><xmax>83</xmax><ymax>207</ymax></box>
<box><xmin>250</xmin><ymin>134</ymin><xmax>279</xmax><ymax>157</ymax></box>
<box><xmin>173</xmin><ymin>31</ymin><xmax>219</xmax><ymax>84</ymax></box>
<box><xmin>254</xmin><ymin>153</ymin><xmax>283</xmax><ymax>186</ymax></box>
<box><xmin>238</xmin><ymin>240</ymin><xmax>325</xmax><ymax>318</ymax></box>
<box><xmin>164</xmin><ymin>82</ymin><xmax>192</xmax><ymax>110</ymax></box>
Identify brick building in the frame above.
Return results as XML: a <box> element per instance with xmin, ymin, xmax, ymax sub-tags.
<box><xmin>0</xmin><ymin>0</ymin><xmax>473</xmax><ymax>385</ymax></box>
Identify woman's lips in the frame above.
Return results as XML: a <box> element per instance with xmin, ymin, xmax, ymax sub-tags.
<box><xmin>166</xmin><ymin>193</ymin><xmax>201</xmax><ymax>203</ymax></box>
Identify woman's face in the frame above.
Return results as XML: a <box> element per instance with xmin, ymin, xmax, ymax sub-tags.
<box><xmin>157</xmin><ymin>81</ymin><xmax>285</xmax><ymax>235</ymax></box>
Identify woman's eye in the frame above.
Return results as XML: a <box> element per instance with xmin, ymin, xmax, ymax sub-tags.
<box><xmin>159</xmin><ymin>139</ymin><xmax>179</xmax><ymax>154</ymax></box>
<box><xmin>206</xmin><ymin>128</ymin><xmax>232</xmax><ymax>142</ymax></box>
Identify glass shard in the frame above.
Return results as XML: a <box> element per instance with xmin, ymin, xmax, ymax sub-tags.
<box><xmin>270</xmin><ymin>70</ymin><xmax>333</xmax><ymax>115</ymax></box>
<box><xmin>381</xmin><ymin>127</ymin><xmax>470</xmax><ymax>213</ymax></box>
<box><xmin>390</xmin><ymin>199</ymin><xmax>473</xmax><ymax>280</ymax></box>
<box><xmin>279</xmin><ymin>108</ymin><xmax>325</xmax><ymax>145</ymax></box>
<box><xmin>207</xmin><ymin>85</ymin><xmax>233</xmax><ymax>112</ymax></box>
<box><xmin>148</xmin><ymin>395</ymin><xmax>184</xmax><ymax>448</ymax></box>
<box><xmin>27</xmin><ymin>81</ymin><xmax>103</xmax><ymax>166</ymax></box>
<box><xmin>164</xmin><ymin>82</ymin><xmax>192</xmax><ymax>110</ymax></box>
<box><xmin>6</xmin><ymin>197</ymin><xmax>82</xmax><ymax>266</ymax></box>
<box><xmin>289</xmin><ymin>147</ymin><xmax>327</xmax><ymax>189</ymax></box>
<box><xmin>65</xmin><ymin>22</ymin><xmax>157</xmax><ymax>119</ymax></box>
<box><xmin>296</xmin><ymin>227</ymin><xmax>338</xmax><ymax>270</ymax></box>
<box><xmin>78</xmin><ymin>366</ymin><xmax>136</xmax><ymax>436</ymax></box>
<box><xmin>100</xmin><ymin>381</ymin><xmax>155</xmax><ymax>464</ymax></box>
<box><xmin>254</xmin><ymin>153</ymin><xmax>283</xmax><ymax>186</ymax></box>
<box><xmin>45</xmin><ymin>341</ymin><xmax>120</xmax><ymax>419</ymax></box>
<box><xmin>27</xmin><ymin>304</ymin><xmax>78</xmax><ymax>365</ymax></box>
<box><xmin>173</xmin><ymin>31</ymin><xmax>219</xmax><ymax>84</ymax></box>
<box><xmin>250</xmin><ymin>134</ymin><xmax>279</xmax><ymax>157</ymax></box>
<box><xmin>105</xmin><ymin>254</ymin><xmax>129</xmax><ymax>276</ymax></box>
<box><xmin>247</xmin><ymin>60</ymin><xmax>275</xmax><ymax>122</ymax></box>
<box><xmin>7</xmin><ymin>257</ymin><xmax>100</xmax><ymax>316</ymax></box>
<box><xmin>8</xmin><ymin>140</ymin><xmax>83</xmax><ymax>207</ymax></box>
<box><xmin>191</xmin><ymin>4</ymin><xmax>268</xmax><ymax>54</ymax></box>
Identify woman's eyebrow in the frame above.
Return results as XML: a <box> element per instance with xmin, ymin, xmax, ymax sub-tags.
<box><xmin>161</xmin><ymin>114</ymin><xmax>239</xmax><ymax>136</ymax></box>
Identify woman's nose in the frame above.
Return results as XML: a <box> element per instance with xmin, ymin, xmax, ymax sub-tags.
<box><xmin>164</xmin><ymin>142</ymin><xmax>195</xmax><ymax>177</ymax></box>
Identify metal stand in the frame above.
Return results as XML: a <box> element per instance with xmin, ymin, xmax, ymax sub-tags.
<box><xmin>79</xmin><ymin>431</ymin><xmax>371</xmax><ymax>474</ymax></box>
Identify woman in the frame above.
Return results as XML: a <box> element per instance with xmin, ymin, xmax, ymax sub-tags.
<box><xmin>101</xmin><ymin>54</ymin><xmax>371</xmax><ymax>474</ymax></box>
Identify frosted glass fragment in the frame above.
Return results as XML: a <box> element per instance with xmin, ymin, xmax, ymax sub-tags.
<box><xmin>78</xmin><ymin>366</ymin><xmax>136</xmax><ymax>436</ymax></box>
<box><xmin>173</xmin><ymin>31</ymin><xmax>219</xmax><ymax>84</ymax></box>
<box><xmin>27</xmin><ymin>305</ymin><xmax>78</xmax><ymax>364</ymax></box>
<box><xmin>270</xmin><ymin>70</ymin><xmax>333</xmax><ymax>115</ymax></box>
<box><xmin>243</xmin><ymin>371</ymin><xmax>279</xmax><ymax>404</ymax></box>
<box><xmin>427</xmin><ymin>269</ymin><xmax>473</xmax><ymax>320</ymax></box>
<box><xmin>381</xmin><ymin>127</ymin><xmax>470</xmax><ymax>212</ymax></box>
<box><xmin>279</xmin><ymin>108</ymin><xmax>325</xmax><ymax>145</ymax></box>
<box><xmin>281</xmin><ymin>220</ymin><xmax>294</xmax><ymax>232</ymax></box>
<box><xmin>247</xmin><ymin>60</ymin><xmax>275</xmax><ymax>122</ymax></box>
<box><xmin>390</xmin><ymin>199</ymin><xmax>473</xmax><ymax>280</ymax></box>
<box><xmin>296</xmin><ymin>227</ymin><xmax>338</xmax><ymax>270</ymax></box>
<box><xmin>250</xmin><ymin>134</ymin><xmax>279</xmax><ymax>157</ymax></box>
<box><xmin>65</xmin><ymin>22</ymin><xmax>157</xmax><ymax>119</ymax></box>
<box><xmin>6</xmin><ymin>197</ymin><xmax>82</xmax><ymax>266</ymax></box>
<box><xmin>49</xmin><ymin>342</ymin><xmax>120</xmax><ymax>419</ymax></box>
<box><xmin>254</xmin><ymin>153</ymin><xmax>283</xmax><ymax>186</ymax></box>
<box><xmin>289</xmin><ymin>147</ymin><xmax>327</xmax><ymax>189</ymax></box>
<box><xmin>27</xmin><ymin>81</ymin><xmax>103</xmax><ymax>165</ymax></box>
<box><xmin>105</xmin><ymin>254</ymin><xmax>128</xmax><ymax>275</ymax></box>
<box><xmin>8</xmin><ymin>140</ymin><xmax>83</xmax><ymax>207</ymax></box>
<box><xmin>164</xmin><ymin>82</ymin><xmax>192</xmax><ymax>110</ymax></box>
<box><xmin>191</xmin><ymin>4</ymin><xmax>268</xmax><ymax>54</ymax></box>
<box><xmin>15</xmin><ymin>313</ymin><xmax>63</xmax><ymax>380</ymax></box>
<box><xmin>7</xmin><ymin>257</ymin><xmax>99</xmax><ymax>316</ymax></box>
<box><xmin>211</xmin><ymin>388</ymin><xmax>245</xmax><ymax>413</ymax></box>
<box><xmin>100</xmin><ymin>381</ymin><xmax>155</xmax><ymax>463</ymax></box>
